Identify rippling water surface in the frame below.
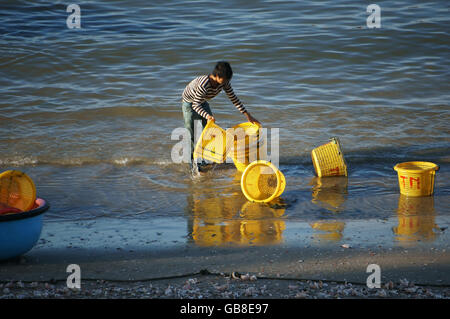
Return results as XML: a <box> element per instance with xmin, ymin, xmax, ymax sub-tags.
<box><xmin>1</xmin><ymin>0</ymin><xmax>449</xmax><ymax>248</ymax></box>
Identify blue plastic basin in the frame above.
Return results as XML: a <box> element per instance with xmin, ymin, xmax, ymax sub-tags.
<box><xmin>0</xmin><ymin>198</ymin><xmax>49</xmax><ymax>260</ymax></box>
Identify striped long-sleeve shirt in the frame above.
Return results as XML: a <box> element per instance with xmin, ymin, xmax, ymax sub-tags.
<box><xmin>182</xmin><ymin>75</ymin><xmax>246</xmax><ymax>119</ymax></box>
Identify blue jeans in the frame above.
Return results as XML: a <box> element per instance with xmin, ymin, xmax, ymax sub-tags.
<box><xmin>182</xmin><ymin>101</ymin><xmax>212</xmax><ymax>161</ymax></box>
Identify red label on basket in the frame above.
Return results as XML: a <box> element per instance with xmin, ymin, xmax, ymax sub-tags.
<box><xmin>409</xmin><ymin>177</ymin><xmax>420</xmax><ymax>189</ymax></box>
<box><xmin>400</xmin><ymin>175</ymin><xmax>420</xmax><ymax>189</ymax></box>
<box><xmin>400</xmin><ymin>175</ymin><xmax>407</xmax><ymax>187</ymax></box>
<box><xmin>330</xmin><ymin>166</ymin><xmax>340</xmax><ymax>175</ymax></box>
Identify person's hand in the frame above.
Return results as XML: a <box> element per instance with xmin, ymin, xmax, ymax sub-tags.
<box><xmin>245</xmin><ymin>112</ymin><xmax>261</xmax><ymax>126</ymax></box>
<box><xmin>207</xmin><ymin>114</ymin><xmax>215</xmax><ymax>122</ymax></box>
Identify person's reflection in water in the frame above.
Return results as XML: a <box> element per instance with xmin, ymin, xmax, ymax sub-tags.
<box><xmin>185</xmin><ymin>186</ymin><xmax>286</xmax><ymax>247</ymax></box>
<box><xmin>393</xmin><ymin>195</ymin><xmax>440</xmax><ymax>246</ymax></box>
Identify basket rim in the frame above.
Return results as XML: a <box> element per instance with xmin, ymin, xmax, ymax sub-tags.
<box><xmin>0</xmin><ymin>198</ymin><xmax>49</xmax><ymax>222</ymax></box>
<box><xmin>226</xmin><ymin>122</ymin><xmax>263</xmax><ymax>155</ymax></box>
<box><xmin>394</xmin><ymin>161</ymin><xmax>439</xmax><ymax>173</ymax></box>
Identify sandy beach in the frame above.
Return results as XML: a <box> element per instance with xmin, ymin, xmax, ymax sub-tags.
<box><xmin>1</xmin><ymin>240</ymin><xmax>449</xmax><ymax>299</ymax></box>
<box><xmin>1</xmin><ymin>274</ymin><xmax>449</xmax><ymax>300</ymax></box>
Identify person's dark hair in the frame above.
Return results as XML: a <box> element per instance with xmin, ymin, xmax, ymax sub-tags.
<box><xmin>212</xmin><ymin>61</ymin><xmax>233</xmax><ymax>80</ymax></box>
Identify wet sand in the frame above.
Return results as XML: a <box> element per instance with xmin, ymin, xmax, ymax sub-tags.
<box><xmin>1</xmin><ymin>239</ymin><xmax>449</xmax><ymax>299</ymax></box>
<box><xmin>2</xmin><ymin>207</ymin><xmax>450</xmax><ymax>300</ymax></box>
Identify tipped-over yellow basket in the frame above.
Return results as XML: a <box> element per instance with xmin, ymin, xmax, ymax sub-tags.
<box><xmin>240</xmin><ymin>160</ymin><xmax>285</xmax><ymax>203</ymax></box>
<box><xmin>311</xmin><ymin>137</ymin><xmax>347</xmax><ymax>177</ymax></box>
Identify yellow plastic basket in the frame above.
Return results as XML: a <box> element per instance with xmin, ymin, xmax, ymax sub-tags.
<box><xmin>240</xmin><ymin>160</ymin><xmax>285</xmax><ymax>203</ymax></box>
<box><xmin>193</xmin><ymin>120</ymin><xmax>228</xmax><ymax>164</ymax></box>
<box><xmin>311</xmin><ymin>137</ymin><xmax>347</xmax><ymax>177</ymax></box>
<box><xmin>0</xmin><ymin>170</ymin><xmax>36</xmax><ymax>212</ymax></box>
<box><xmin>393</xmin><ymin>161</ymin><xmax>439</xmax><ymax>197</ymax></box>
<box><xmin>227</xmin><ymin>122</ymin><xmax>266</xmax><ymax>172</ymax></box>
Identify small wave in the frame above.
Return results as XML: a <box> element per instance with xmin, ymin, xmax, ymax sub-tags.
<box><xmin>1</xmin><ymin>154</ymin><xmax>447</xmax><ymax>169</ymax></box>
<box><xmin>0</xmin><ymin>156</ymin><xmax>180</xmax><ymax>168</ymax></box>
<box><xmin>0</xmin><ymin>156</ymin><xmax>39</xmax><ymax>166</ymax></box>
<box><xmin>112</xmin><ymin>157</ymin><xmax>180</xmax><ymax>167</ymax></box>
<box><xmin>277</xmin><ymin>143</ymin><xmax>450</xmax><ymax>167</ymax></box>
<box><xmin>1</xmin><ymin>142</ymin><xmax>448</xmax><ymax>169</ymax></box>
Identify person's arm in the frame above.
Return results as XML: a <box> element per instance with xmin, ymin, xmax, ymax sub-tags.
<box><xmin>223</xmin><ymin>82</ymin><xmax>246</xmax><ymax>113</ymax></box>
<box><xmin>224</xmin><ymin>82</ymin><xmax>260</xmax><ymax>125</ymax></box>
<box><xmin>243</xmin><ymin>110</ymin><xmax>260</xmax><ymax>125</ymax></box>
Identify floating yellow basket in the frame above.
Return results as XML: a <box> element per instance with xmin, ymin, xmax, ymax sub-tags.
<box><xmin>240</xmin><ymin>160</ymin><xmax>285</xmax><ymax>203</ymax></box>
<box><xmin>193</xmin><ymin>120</ymin><xmax>228</xmax><ymax>164</ymax></box>
<box><xmin>393</xmin><ymin>161</ymin><xmax>439</xmax><ymax>197</ymax></box>
<box><xmin>311</xmin><ymin>137</ymin><xmax>347</xmax><ymax>177</ymax></box>
<box><xmin>0</xmin><ymin>170</ymin><xmax>36</xmax><ymax>212</ymax></box>
<box><xmin>227</xmin><ymin>122</ymin><xmax>266</xmax><ymax>172</ymax></box>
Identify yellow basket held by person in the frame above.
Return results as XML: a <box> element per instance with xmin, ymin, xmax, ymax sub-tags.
<box><xmin>193</xmin><ymin>120</ymin><xmax>228</xmax><ymax>164</ymax></box>
<box><xmin>227</xmin><ymin>122</ymin><xmax>267</xmax><ymax>172</ymax></box>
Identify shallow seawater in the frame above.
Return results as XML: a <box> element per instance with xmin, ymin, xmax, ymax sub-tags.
<box><xmin>29</xmin><ymin>160</ymin><xmax>450</xmax><ymax>250</ymax></box>
<box><xmin>1</xmin><ymin>0</ymin><xmax>449</xmax><ymax>250</ymax></box>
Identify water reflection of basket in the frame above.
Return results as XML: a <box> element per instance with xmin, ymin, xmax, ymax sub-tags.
<box><xmin>190</xmin><ymin>192</ymin><xmax>285</xmax><ymax>246</ymax></box>
<box><xmin>310</xmin><ymin>221</ymin><xmax>345</xmax><ymax>242</ymax></box>
<box><xmin>393</xmin><ymin>195</ymin><xmax>439</xmax><ymax>243</ymax></box>
<box><xmin>310</xmin><ymin>176</ymin><xmax>348</xmax><ymax>212</ymax></box>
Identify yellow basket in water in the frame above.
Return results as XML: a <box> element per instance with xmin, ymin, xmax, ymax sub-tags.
<box><xmin>241</xmin><ymin>160</ymin><xmax>285</xmax><ymax>203</ymax></box>
<box><xmin>0</xmin><ymin>170</ymin><xmax>36</xmax><ymax>212</ymax></box>
<box><xmin>311</xmin><ymin>137</ymin><xmax>347</xmax><ymax>177</ymax></box>
<box><xmin>393</xmin><ymin>161</ymin><xmax>439</xmax><ymax>197</ymax></box>
<box><xmin>227</xmin><ymin>122</ymin><xmax>266</xmax><ymax>172</ymax></box>
<box><xmin>193</xmin><ymin>121</ymin><xmax>228</xmax><ymax>163</ymax></box>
